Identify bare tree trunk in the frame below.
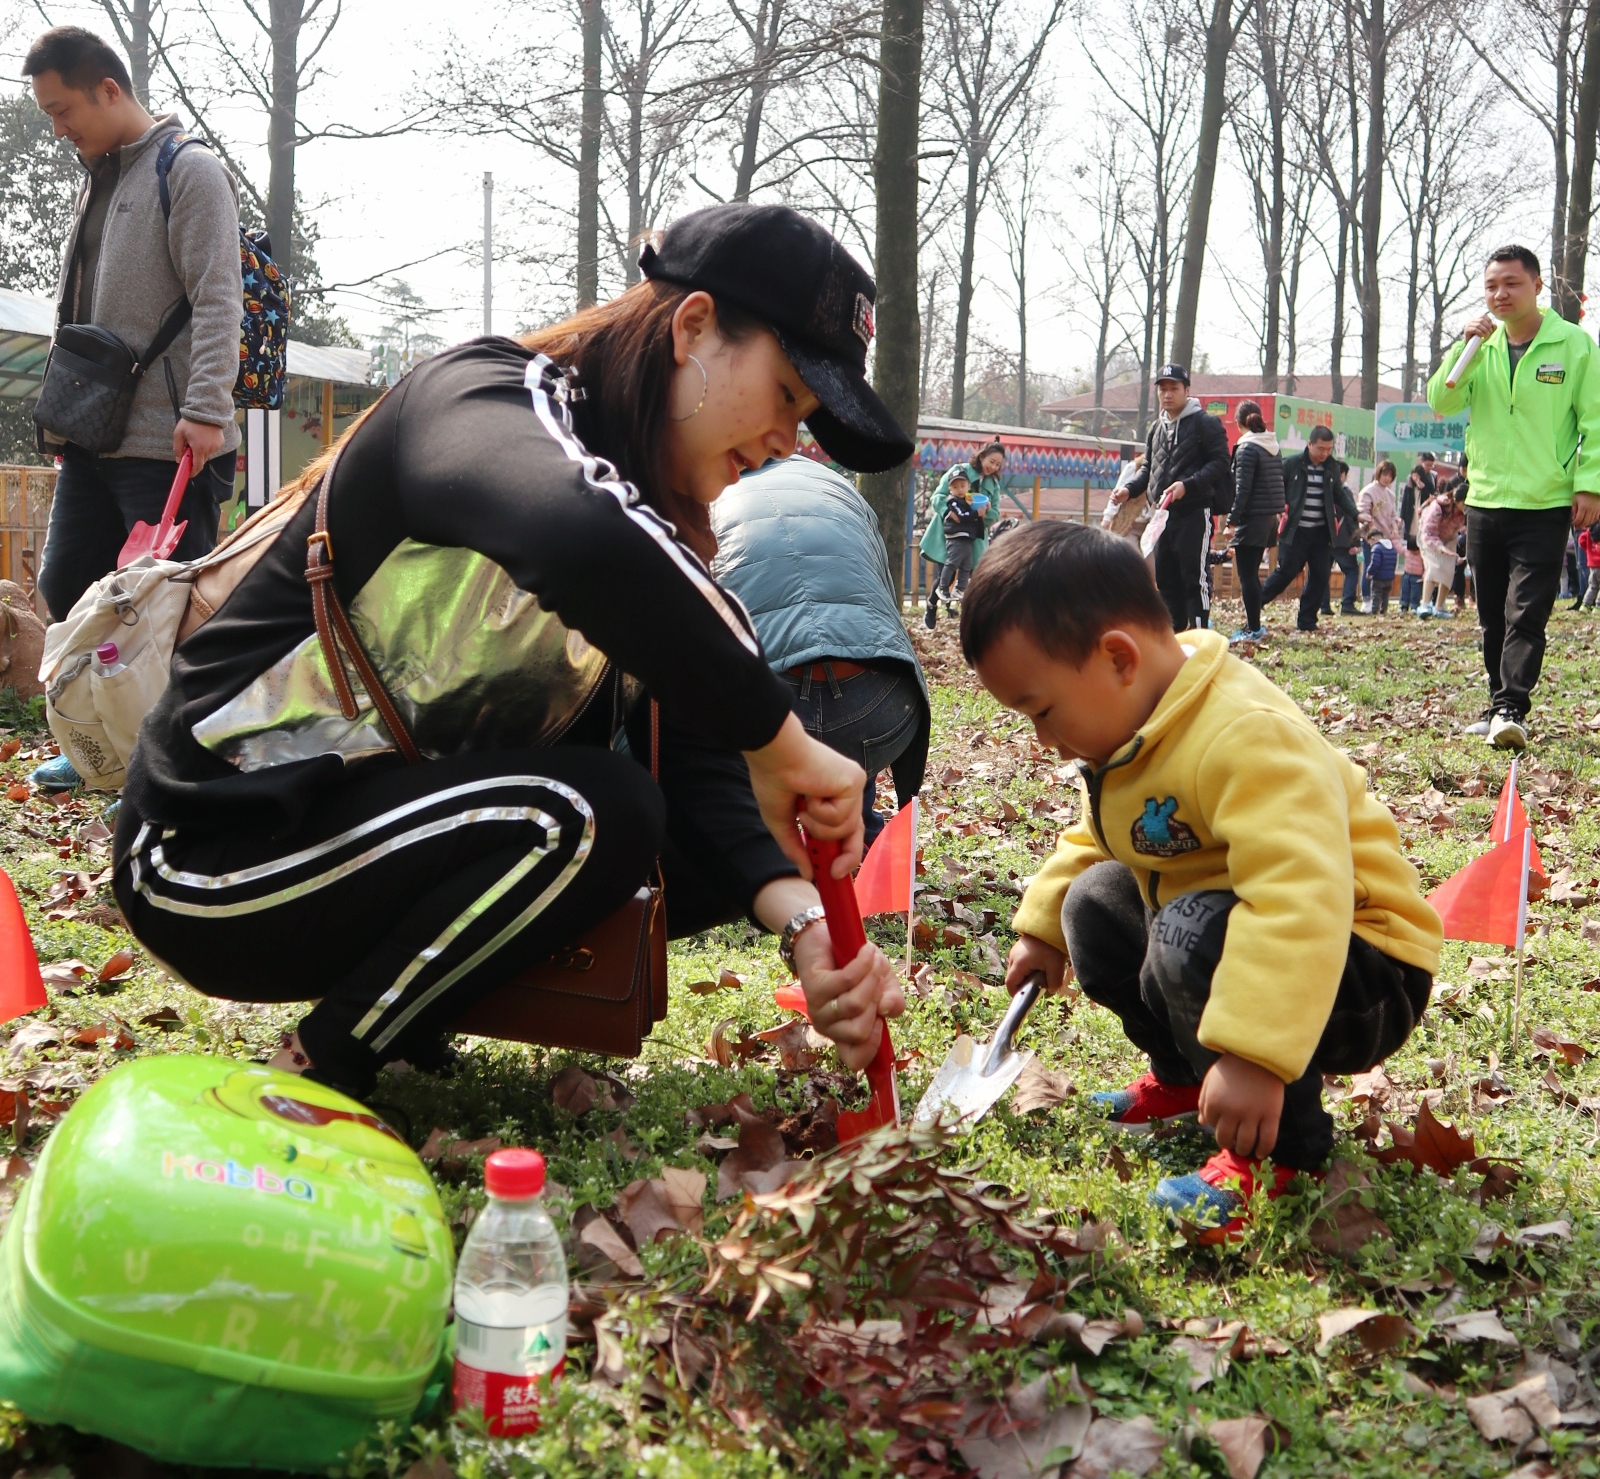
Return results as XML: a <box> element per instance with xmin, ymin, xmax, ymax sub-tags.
<box><xmin>1257</xmin><ymin>0</ymin><xmax>1285</xmax><ymax>386</ymax></box>
<box><xmin>97</xmin><ymin>0</ymin><xmax>155</xmax><ymax>105</ymax></box>
<box><xmin>732</xmin><ymin>0</ymin><xmax>781</xmax><ymax>201</ymax></box>
<box><xmin>1559</xmin><ymin>0</ymin><xmax>1600</xmax><ymax>320</ymax></box>
<box><xmin>920</xmin><ymin>268</ymin><xmax>939</xmax><ymax>408</ymax></box>
<box><xmin>624</xmin><ymin>70</ymin><xmax>645</xmax><ymax>285</ymax></box>
<box><xmin>1138</xmin><ymin>274</ymin><xmax>1155</xmax><ymax>435</ymax></box>
<box><xmin>1015</xmin><ymin>234</ymin><xmax>1027</xmax><ymax>425</ymax></box>
<box><xmin>1171</xmin><ymin>0</ymin><xmax>1237</xmax><ymax>367</ymax></box>
<box><xmin>1359</xmin><ymin>0</ymin><xmax>1385</xmax><ymax>409</ymax></box>
<box><xmin>1553</xmin><ymin>2</ymin><xmax>1575</xmax><ymax>305</ymax></box>
<box><xmin>266</xmin><ymin>0</ymin><xmax>301</xmax><ymax>270</ymax></box>
<box><xmin>577</xmin><ymin>0</ymin><xmax>603</xmax><ymax>307</ymax></box>
<box><xmin>1330</xmin><ymin>213</ymin><xmax>1348</xmax><ymax>403</ymax></box>
<box><xmin>859</xmin><ymin>0</ymin><xmax>924</xmax><ymax>597</ymax></box>
<box><xmin>950</xmin><ymin>143</ymin><xmax>981</xmax><ymax>418</ymax></box>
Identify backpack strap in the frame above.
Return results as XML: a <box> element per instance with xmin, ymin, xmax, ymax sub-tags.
<box><xmin>303</xmin><ymin>449</ymin><xmax>422</xmax><ymax>764</ymax></box>
<box><xmin>156</xmin><ymin>134</ymin><xmax>210</xmax><ymax>221</ymax></box>
<box><xmin>138</xmin><ymin>134</ymin><xmax>208</xmax><ymax>376</ymax></box>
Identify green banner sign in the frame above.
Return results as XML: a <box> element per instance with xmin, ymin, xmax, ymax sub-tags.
<box><xmin>1375</xmin><ymin>401</ymin><xmax>1468</xmax><ymax>458</ymax></box>
<box><xmin>1273</xmin><ymin>395</ymin><xmax>1376</xmax><ymax>467</ymax></box>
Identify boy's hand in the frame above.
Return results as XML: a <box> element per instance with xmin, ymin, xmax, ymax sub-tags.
<box><xmin>1005</xmin><ymin>933</ymin><xmax>1072</xmax><ymax>995</ymax></box>
<box><xmin>1198</xmin><ymin>1053</ymin><xmax>1285</xmax><ymax>1159</ymax></box>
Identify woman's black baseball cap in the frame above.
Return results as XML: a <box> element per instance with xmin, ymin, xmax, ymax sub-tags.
<box><xmin>639</xmin><ymin>203</ymin><xmax>915</xmax><ymax>473</ymax></box>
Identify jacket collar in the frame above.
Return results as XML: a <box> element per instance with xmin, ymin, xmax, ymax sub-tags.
<box><xmin>1096</xmin><ymin>629</ymin><xmax>1228</xmax><ymax>771</ymax></box>
<box><xmin>112</xmin><ymin>112</ymin><xmax>184</xmax><ymax>167</ymax></box>
<box><xmin>1159</xmin><ymin>396</ymin><xmax>1203</xmax><ymax>426</ymax></box>
<box><xmin>1491</xmin><ymin>308</ymin><xmax>1560</xmax><ymax>355</ymax></box>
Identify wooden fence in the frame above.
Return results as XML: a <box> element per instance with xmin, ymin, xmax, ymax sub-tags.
<box><xmin>0</xmin><ymin>465</ymin><xmax>55</xmax><ymax>617</ymax></box>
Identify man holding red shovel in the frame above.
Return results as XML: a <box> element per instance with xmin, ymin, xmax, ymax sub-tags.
<box><xmin>26</xmin><ymin>27</ymin><xmax>240</xmax><ymax>788</ymax></box>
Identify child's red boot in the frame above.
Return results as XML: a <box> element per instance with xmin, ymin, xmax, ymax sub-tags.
<box><xmin>1151</xmin><ymin>1149</ymin><xmax>1308</xmax><ymax>1245</ymax></box>
<box><xmin>1088</xmin><ymin>1071</ymin><xmax>1201</xmax><ymax>1134</ymax></box>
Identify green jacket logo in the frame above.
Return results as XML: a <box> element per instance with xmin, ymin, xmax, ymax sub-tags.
<box><xmin>1536</xmin><ymin>363</ymin><xmax>1566</xmax><ymax>384</ymax></box>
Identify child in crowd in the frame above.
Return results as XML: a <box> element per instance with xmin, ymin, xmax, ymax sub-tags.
<box><xmin>959</xmin><ymin>521</ymin><xmax>1441</xmax><ymax>1241</ymax></box>
<box><xmin>933</xmin><ymin>469</ymin><xmax>987</xmax><ymax>614</ymax></box>
<box><xmin>1579</xmin><ymin>527</ymin><xmax>1600</xmax><ymax>610</ymax></box>
<box><xmin>1418</xmin><ymin>481</ymin><xmax>1468</xmax><ymax>618</ymax></box>
<box><xmin>1400</xmin><ymin>544</ymin><xmax>1425</xmax><ymax>613</ymax></box>
<box><xmin>1357</xmin><ymin>460</ymin><xmax>1404</xmax><ymax>614</ymax></box>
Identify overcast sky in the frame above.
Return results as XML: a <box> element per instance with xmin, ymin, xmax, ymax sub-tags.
<box><xmin>2</xmin><ymin>0</ymin><xmax>1536</xmax><ymax>395</ymax></box>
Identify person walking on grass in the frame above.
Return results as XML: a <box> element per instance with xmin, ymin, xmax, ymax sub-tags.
<box><xmin>25</xmin><ymin>25</ymin><xmax>243</xmax><ymax>792</ymax></box>
<box><xmin>1577</xmin><ymin>527</ymin><xmax>1600</xmax><ymax>609</ymax></box>
<box><xmin>1327</xmin><ymin>460</ymin><xmax>1365</xmax><ymax>617</ymax></box>
<box><xmin>921</xmin><ymin>442</ymin><xmax>1005</xmax><ymax>628</ymax></box>
<box><xmin>1224</xmin><ymin>399</ymin><xmax>1283</xmax><ymax>644</ymax></box>
<box><xmin>1428</xmin><ymin>244</ymin><xmax>1600</xmax><ymax>751</ymax></box>
<box><xmin>1114</xmin><ymin>363</ymin><xmax>1231</xmax><ymax>632</ymax></box>
<box><xmin>1256</xmin><ymin>426</ymin><xmax>1358</xmax><ymax>633</ymax></box>
<box><xmin>1358</xmin><ymin>461</ymin><xmax>1404</xmax><ymax>614</ymax></box>
<box><xmin>1417</xmin><ymin>482</ymin><xmax>1468</xmax><ymax>618</ymax></box>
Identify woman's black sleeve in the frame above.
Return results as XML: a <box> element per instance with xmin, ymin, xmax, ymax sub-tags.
<box><xmin>630</xmin><ymin>704</ymin><xmax>799</xmax><ymax>918</ymax></box>
<box><xmin>376</xmin><ymin>345</ymin><xmax>794</xmax><ymax>752</ymax></box>
<box><xmin>1229</xmin><ymin>444</ymin><xmax>1254</xmax><ymax>524</ymax></box>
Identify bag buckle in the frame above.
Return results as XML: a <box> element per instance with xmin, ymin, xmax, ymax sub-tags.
<box><xmin>306</xmin><ymin>529</ymin><xmax>334</xmax><ymax>562</ymax></box>
<box><xmin>552</xmin><ymin>946</ymin><xmax>594</xmax><ymax>972</ymax></box>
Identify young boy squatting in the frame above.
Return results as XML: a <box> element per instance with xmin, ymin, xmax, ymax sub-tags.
<box><xmin>961</xmin><ymin>522</ymin><xmax>1443</xmax><ymax>1239</ymax></box>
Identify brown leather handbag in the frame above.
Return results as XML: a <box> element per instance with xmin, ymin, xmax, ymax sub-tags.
<box><xmin>302</xmin><ymin>460</ymin><xmax>670</xmax><ymax>1058</ymax></box>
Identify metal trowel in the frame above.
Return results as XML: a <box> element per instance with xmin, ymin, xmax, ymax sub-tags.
<box><xmin>913</xmin><ymin>973</ymin><xmax>1044</xmax><ymax>1127</ymax></box>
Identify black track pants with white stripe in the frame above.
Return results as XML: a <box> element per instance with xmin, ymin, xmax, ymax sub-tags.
<box><xmin>113</xmin><ymin>748</ymin><xmax>665</xmax><ymax>1093</ymax></box>
<box><xmin>1153</xmin><ymin>512</ymin><xmax>1211</xmax><ymax>631</ymax></box>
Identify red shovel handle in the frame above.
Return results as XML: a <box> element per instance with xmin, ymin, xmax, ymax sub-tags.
<box><xmin>804</xmin><ymin>831</ymin><xmax>900</xmax><ymax>1138</ymax></box>
<box><xmin>158</xmin><ymin>448</ymin><xmax>194</xmax><ymax>535</ymax></box>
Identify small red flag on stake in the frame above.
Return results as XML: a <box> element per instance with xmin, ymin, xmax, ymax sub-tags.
<box><xmin>854</xmin><ymin>798</ymin><xmax>916</xmax><ymax>916</ymax></box>
<box><xmin>0</xmin><ymin>868</ymin><xmax>46</xmax><ymax>1024</ymax></box>
<box><xmin>1427</xmin><ymin>836</ymin><xmax>1527</xmax><ymax>948</ymax></box>
<box><xmin>1487</xmin><ymin>757</ymin><xmax>1547</xmax><ymax>889</ymax></box>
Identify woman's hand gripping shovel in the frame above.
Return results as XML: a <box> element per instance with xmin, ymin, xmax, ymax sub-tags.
<box><xmin>912</xmin><ymin>973</ymin><xmax>1044</xmax><ymax>1128</ymax></box>
<box><xmin>801</xmin><ymin>829</ymin><xmax>901</xmax><ymax>1144</ymax></box>
<box><xmin>117</xmin><ymin>447</ymin><xmax>193</xmax><ymax>568</ymax></box>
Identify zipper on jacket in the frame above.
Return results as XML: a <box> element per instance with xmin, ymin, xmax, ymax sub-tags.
<box><xmin>1079</xmin><ymin>734</ymin><xmax>1144</xmax><ymax>855</ymax></box>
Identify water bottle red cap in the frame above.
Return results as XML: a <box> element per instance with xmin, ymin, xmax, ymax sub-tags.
<box><xmin>96</xmin><ymin>642</ymin><xmax>119</xmax><ymax>663</ymax></box>
<box><xmin>484</xmin><ymin>1147</ymin><xmax>545</xmax><ymax>1199</ymax></box>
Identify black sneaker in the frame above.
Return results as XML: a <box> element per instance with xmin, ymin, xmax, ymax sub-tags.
<box><xmin>923</xmin><ymin>603</ymin><xmax>937</xmax><ymax>629</ymax></box>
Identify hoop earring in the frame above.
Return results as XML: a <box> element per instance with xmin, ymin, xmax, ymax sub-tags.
<box><xmin>670</xmin><ymin>354</ymin><xmax>708</xmax><ymax>421</ymax></box>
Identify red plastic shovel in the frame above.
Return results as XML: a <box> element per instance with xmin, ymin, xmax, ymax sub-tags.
<box><xmin>802</xmin><ymin>829</ymin><xmax>901</xmax><ymax>1144</ymax></box>
<box><xmin>117</xmin><ymin>447</ymin><xmax>193</xmax><ymax>568</ymax></box>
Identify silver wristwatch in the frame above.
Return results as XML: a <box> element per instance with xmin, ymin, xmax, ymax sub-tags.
<box><xmin>778</xmin><ymin>905</ymin><xmax>828</xmax><ymax>974</ymax></box>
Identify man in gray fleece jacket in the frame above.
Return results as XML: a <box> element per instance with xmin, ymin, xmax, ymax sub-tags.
<box><xmin>26</xmin><ymin>26</ymin><xmax>242</xmax><ymax>624</ymax></box>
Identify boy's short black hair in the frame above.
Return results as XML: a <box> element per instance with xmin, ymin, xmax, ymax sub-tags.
<box><xmin>1486</xmin><ymin>244</ymin><xmax>1540</xmax><ymax>278</ymax></box>
<box><xmin>23</xmin><ymin>26</ymin><xmax>132</xmax><ymax>93</ymax></box>
<box><xmin>959</xmin><ymin>520</ymin><xmax>1172</xmax><ymax>667</ymax></box>
<box><xmin>1308</xmin><ymin>425</ymin><xmax>1334</xmax><ymax>444</ymax></box>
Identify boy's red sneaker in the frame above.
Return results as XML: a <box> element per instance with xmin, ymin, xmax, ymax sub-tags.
<box><xmin>1152</xmin><ymin>1149</ymin><xmax>1305</xmax><ymax>1245</ymax></box>
<box><xmin>1088</xmin><ymin>1071</ymin><xmax>1202</xmax><ymax>1134</ymax></box>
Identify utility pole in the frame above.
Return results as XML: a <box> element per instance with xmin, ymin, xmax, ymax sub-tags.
<box><xmin>483</xmin><ymin>171</ymin><xmax>494</xmax><ymax>336</ymax></box>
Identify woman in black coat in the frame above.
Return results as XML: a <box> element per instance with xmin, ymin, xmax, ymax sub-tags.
<box><xmin>1225</xmin><ymin>399</ymin><xmax>1286</xmax><ymax>640</ymax></box>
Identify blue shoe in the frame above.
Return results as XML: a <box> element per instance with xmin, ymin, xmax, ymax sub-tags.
<box><xmin>1088</xmin><ymin>1071</ymin><xmax>1201</xmax><ymax>1134</ymax></box>
<box><xmin>1228</xmin><ymin>628</ymin><xmax>1255</xmax><ymax>645</ymax></box>
<box><xmin>1151</xmin><ymin>1150</ymin><xmax>1302</xmax><ymax>1245</ymax></box>
<box><xmin>29</xmin><ymin>754</ymin><xmax>81</xmax><ymax>792</ymax></box>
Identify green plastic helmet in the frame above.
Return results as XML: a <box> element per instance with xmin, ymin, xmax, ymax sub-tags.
<box><xmin>0</xmin><ymin>1056</ymin><xmax>454</xmax><ymax>1469</ymax></box>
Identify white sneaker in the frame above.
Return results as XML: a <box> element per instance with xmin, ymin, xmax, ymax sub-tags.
<box><xmin>1464</xmin><ymin>717</ymin><xmax>1493</xmax><ymax>737</ymax></box>
<box><xmin>1489</xmin><ymin>712</ymin><xmax>1528</xmax><ymax>750</ymax></box>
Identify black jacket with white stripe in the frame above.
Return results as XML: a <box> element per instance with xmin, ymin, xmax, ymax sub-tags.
<box><xmin>125</xmin><ymin>338</ymin><xmax>799</xmax><ymax>896</ymax></box>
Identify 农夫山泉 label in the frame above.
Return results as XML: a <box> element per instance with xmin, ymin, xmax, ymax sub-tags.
<box><xmin>453</xmin><ymin>1313</ymin><xmax>567</xmax><ymax>1435</ymax></box>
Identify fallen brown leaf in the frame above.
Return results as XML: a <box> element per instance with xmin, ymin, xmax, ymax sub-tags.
<box><xmin>716</xmin><ymin>1101</ymin><xmax>798</xmax><ymax>1199</ymax></box>
<box><xmin>0</xmin><ymin>738</ymin><xmax>20</xmax><ymax>761</ymax></box>
<box><xmin>577</xmin><ymin>1215</ymin><xmax>645</xmax><ymax>1278</ymax></box>
<box><xmin>1372</xmin><ymin>1102</ymin><xmax>1479</xmax><ymax>1176</ymax></box>
<box><xmin>1530</xmin><ymin>1024</ymin><xmax>1590</xmax><ymax>1065</ymax></box>
<box><xmin>1204</xmin><ymin>1416</ymin><xmax>1282</xmax><ymax>1479</ymax></box>
<box><xmin>618</xmin><ymin>1167</ymin><xmax>707</xmax><ymax>1245</ymax></box>
<box><xmin>71</xmin><ymin>1021</ymin><xmax>134</xmax><ymax>1051</ymax></box>
<box><xmin>1071</xmin><ymin>1415</ymin><xmax>1167</xmax><ymax>1478</ymax></box>
<box><xmin>1435</xmin><ymin>1309</ymin><xmax>1520</xmax><ymax>1346</ymax></box>
<box><xmin>1466</xmin><ymin>1373</ymin><xmax>1561</xmax><ymax>1444</ymax></box>
<box><xmin>400</xmin><ymin>1456</ymin><xmax>456</xmax><ymax>1479</ymax></box>
<box><xmin>551</xmin><ymin>1063</ymin><xmax>600</xmax><ymax>1117</ymax></box>
<box><xmin>1315</xmin><ymin>1308</ymin><xmax>1416</xmax><ymax>1356</ymax></box>
<box><xmin>1310</xmin><ymin>1160</ymin><xmax>1394</xmax><ymax>1259</ymax></box>
<box><xmin>95</xmin><ymin>949</ymin><xmax>135</xmax><ymax>983</ymax></box>
<box><xmin>1169</xmin><ymin>1334</ymin><xmax>1232</xmax><ymax>1389</ymax></box>
<box><xmin>752</xmin><ymin>1017</ymin><xmax>818</xmax><ymax>1071</ymax></box>
<box><xmin>138</xmin><ymin>1005</ymin><xmax>182</xmax><ymax>1031</ymax></box>
<box><xmin>5</xmin><ymin>784</ymin><xmax>28</xmax><ymax>803</ymax></box>
<box><xmin>38</xmin><ymin>960</ymin><xmax>91</xmax><ymax>988</ymax></box>
<box><xmin>1008</xmin><ymin>1058</ymin><xmax>1073</xmax><ymax>1115</ymax></box>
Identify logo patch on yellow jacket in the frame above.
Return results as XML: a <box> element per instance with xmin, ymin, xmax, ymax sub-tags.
<box><xmin>1131</xmin><ymin>796</ymin><xmax>1201</xmax><ymax>858</ymax></box>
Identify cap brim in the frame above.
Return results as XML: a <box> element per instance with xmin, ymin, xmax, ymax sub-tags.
<box><xmin>776</xmin><ymin>331</ymin><xmax>915</xmax><ymax>474</ymax></box>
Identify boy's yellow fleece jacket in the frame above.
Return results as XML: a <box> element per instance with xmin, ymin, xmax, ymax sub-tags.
<box><xmin>1012</xmin><ymin>629</ymin><xmax>1442</xmax><ymax>1084</ymax></box>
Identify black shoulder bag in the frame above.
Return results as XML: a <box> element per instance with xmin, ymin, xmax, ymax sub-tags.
<box><xmin>33</xmin><ymin>298</ymin><xmax>193</xmax><ymax>456</ymax></box>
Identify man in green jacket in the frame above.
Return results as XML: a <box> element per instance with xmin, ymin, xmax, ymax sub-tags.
<box><xmin>1428</xmin><ymin>244</ymin><xmax>1600</xmax><ymax>750</ymax></box>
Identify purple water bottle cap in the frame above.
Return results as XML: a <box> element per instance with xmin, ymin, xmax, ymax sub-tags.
<box><xmin>96</xmin><ymin>642</ymin><xmax>119</xmax><ymax>664</ymax></box>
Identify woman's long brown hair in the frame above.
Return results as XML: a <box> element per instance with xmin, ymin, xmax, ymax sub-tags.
<box><xmin>521</xmin><ymin>279</ymin><xmax>759</xmax><ymax>562</ymax></box>
<box><xmin>278</xmin><ymin>279</ymin><xmax>758</xmax><ymax>563</ymax></box>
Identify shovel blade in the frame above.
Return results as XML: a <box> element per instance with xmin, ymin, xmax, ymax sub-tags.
<box><xmin>117</xmin><ymin>515</ymin><xmax>188</xmax><ymax>568</ymax></box>
<box><xmin>913</xmin><ymin>1042</ymin><xmax>1033</xmax><ymax>1127</ymax></box>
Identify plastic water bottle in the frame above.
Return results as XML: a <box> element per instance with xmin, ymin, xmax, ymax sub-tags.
<box><xmin>452</xmin><ymin>1148</ymin><xmax>568</xmax><ymax>1436</ymax></box>
<box><xmin>94</xmin><ymin>642</ymin><xmax>125</xmax><ymax>678</ymax></box>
